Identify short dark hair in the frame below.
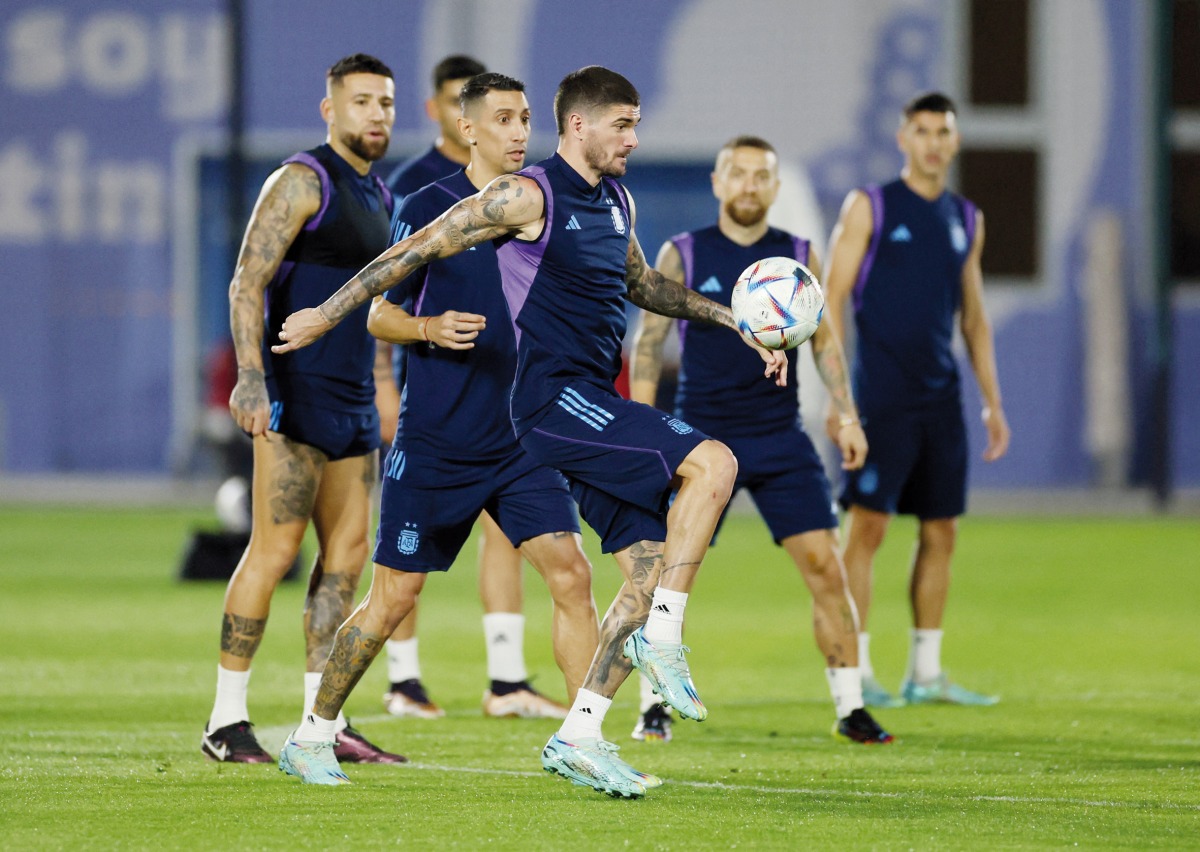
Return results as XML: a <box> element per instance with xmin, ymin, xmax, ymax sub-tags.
<box><xmin>327</xmin><ymin>53</ymin><xmax>393</xmax><ymax>86</ymax></box>
<box><xmin>719</xmin><ymin>135</ymin><xmax>777</xmax><ymax>157</ymax></box>
<box><xmin>432</xmin><ymin>55</ymin><xmax>487</xmax><ymax>92</ymax></box>
<box><xmin>460</xmin><ymin>72</ymin><xmax>526</xmax><ymax>114</ymax></box>
<box><xmin>553</xmin><ymin>66</ymin><xmax>640</xmax><ymax>135</ymax></box>
<box><xmin>902</xmin><ymin>91</ymin><xmax>958</xmax><ymax>120</ymax></box>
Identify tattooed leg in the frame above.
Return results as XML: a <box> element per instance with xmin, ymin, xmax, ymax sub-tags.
<box><xmin>303</xmin><ymin>556</ymin><xmax>358</xmax><ymax>671</ymax></box>
<box><xmin>220</xmin><ymin>612</ymin><xmax>267</xmax><ymax>661</ymax></box>
<box><xmin>581</xmin><ymin>540</ymin><xmax>663</xmax><ymax>698</ymax></box>
<box><xmin>220</xmin><ymin>433</ymin><xmax>324</xmax><ymax>671</ymax></box>
<box><xmin>659</xmin><ymin>440</ymin><xmax>736</xmax><ymax>594</ymax></box>
<box><xmin>782</xmin><ymin>529</ymin><xmax>860</xmax><ymax>668</ymax></box>
<box><xmin>313</xmin><ymin>565</ymin><xmax>426</xmax><ymax>719</ymax></box>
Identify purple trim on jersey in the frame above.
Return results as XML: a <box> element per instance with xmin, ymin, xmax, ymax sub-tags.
<box><xmin>671</xmin><ymin>232</ymin><xmax>696</xmax><ymax>353</ymax></box>
<box><xmin>530</xmin><ymin>426</ymin><xmax>674</xmax><ymax>481</ymax></box>
<box><xmin>274</xmin><ymin>259</ymin><xmax>296</xmax><ymax>289</ymax></box>
<box><xmin>961</xmin><ymin>198</ymin><xmax>978</xmax><ymax>250</ymax></box>
<box><xmin>853</xmin><ymin>184</ymin><xmax>885</xmax><ymax>311</ymax></box>
<box><xmin>496</xmin><ymin>166</ymin><xmax>552</xmax><ymax>351</ymax></box>
<box><xmin>790</xmin><ymin>235</ymin><xmax>811</xmax><ymax>267</ymax></box>
<box><xmin>283</xmin><ymin>152</ymin><xmax>332</xmax><ymax>232</ymax></box>
<box><xmin>373</xmin><ymin>175</ymin><xmax>394</xmax><ymax>217</ymax></box>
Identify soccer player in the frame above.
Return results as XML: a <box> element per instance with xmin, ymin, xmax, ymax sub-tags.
<box><xmin>376</xmin><ymin>56</ymin><xmax>563</xmax><ymax>721</ymax></box>
<box><xmin>370</xmin><ymin>71</ymin><xmax>599</xmax><ymax>719</ymax></box>
<box><xmin>202</xmin><ymin>54</ymin><xmax>403</xmax><ymax>765</ymax></box>
<box><xmin>272</xmin><ymin>66</ymin><xmax>787</xmax><ymax>797</ymax></box>
<box><xmin>630</xmin><ymin>136</ymin><xmax>893</xmax><ymax>746</ymax></box>
<box><xmin>823</xmin><ymin>92</ymin><xmax>1011</xmax><ymax>707</ymax></box>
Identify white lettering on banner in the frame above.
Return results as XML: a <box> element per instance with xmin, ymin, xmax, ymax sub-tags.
<box><xmin>0</xmin><ymin>133</ymin><xmax>165</xmax><ymax>244</ymax></box>
<box><xmin>3</xmin><ymin>8</ymin><xmax>229</xmax><ymax>121</ymax></box>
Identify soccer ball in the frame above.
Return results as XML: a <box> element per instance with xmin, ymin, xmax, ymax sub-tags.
<box><xmin>730</xmin><ymin>256</ymin><xmax>824</xmax><ymax>350</ymax></box>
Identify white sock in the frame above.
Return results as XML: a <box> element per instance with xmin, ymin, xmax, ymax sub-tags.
<box><xmin>825</xmin><ymin>666</ymin><xmax>864</xmax><ymax>720</ymax></box>
<box><xmin>638</xmin><ymin>673</ymin><xmax>659</xmax><ymax>713</ymax></box>
<box><xmin>208</xmin><ymin>665</ymin><xmax>251</xmax><ymax>731</ymax></box>
<box><xmin>483</xmin><ymin>612</ymin><xmax>528</xmax><ymax>682</ymax></box>
<box><xmin>643</xmin><ymin>587</ymin><xmax>687</xmax><ymax>644</ymax></box>
<box><xmin>385</xmin><ymin>638</ymin><xmax>421</xmax><ymax>683</ymax></box>
<box><xmin>858</xmin><ymin>632</ymin><xmax>875</xmax><ymax>680</ymax></box>
<box><xmin>556</xmin><ymin>689</ymin><xmax>611</xmax><ymax>742</ymax></box>
<box><xmin>908</xmin><ymin>628</ymin><xmax>943</xmax><ymax>684</ymax></box>
<box><xmin>303</xmin><ymin>672</ymin><xmax>348</xmax><ymax>733</ymax></box>
<box><xmin>293</xmin><ymin>711</ymin><xmax>338</xmax><ymax>744</ymax></box>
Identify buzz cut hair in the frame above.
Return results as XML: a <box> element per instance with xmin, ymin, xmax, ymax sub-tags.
<box><xmin>433</xmin><ymin>55</ymin><xmax>487</xmax><ymax>92</ymax></box>
<box><xmin>459</xmin><ymin>72</ymin><xmax>526</xmax><ymax>114</ymax></box>
<box><xmin>327</xmin><ymin>53</ymin><xmax>394</xmax><ymax>86</ymax></box>
<box><xmin>902</xmin><ymin>91</ymin><xmax>958</xmax><ymax>121</ymax></box>
<box><xmin>719</xmin><ymin>135</ymin><xmax>777</xmax><ymax>157</ymax></box>
<box><xmin>553</xmin><ymin>66</ymin><xmax>640</xmax><ymax>136</ymax></box>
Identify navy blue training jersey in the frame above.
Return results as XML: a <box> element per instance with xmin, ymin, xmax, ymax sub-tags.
<box><xmin>264</xmin><ymin>144</ymin><xmax>393</xmax><ymax>407</ymax></box>
<box><xmin>496</xmin><ymin>154</ymin><xmax>632</xmax><ymax>435</ymax></box>
<box><xmin>385</xmin><ymin>170</ymin><xmax>518</xmax><ymax>459</ymax></box>
<box><xmin>385</xmin><ymin>145</ymin><xmax>462</xmax><ymax>201</ymax></box>
<box><xmin>672</xmin><ymin>225</ymin><xmax>809</xmax><ymax>438</ymax></box>
<box><xmin>851</xmin><ymin>179</ymin><xmax>978</xmax><ymax>416</ymax></box>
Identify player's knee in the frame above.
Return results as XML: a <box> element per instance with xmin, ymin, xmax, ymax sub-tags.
<box><xmin>245</xmin><ymin>534</ymin><xmax>305</xmax><ymax>581</ymax></box>
<box><xmin>544</xmin><ymin>552</ymin><xmax>593</xmax><ymax>608</ymax></box>
<box><xmin>688</xmin><ymin>440</ymin><xmax>737</xmax><ymax>496</ymax></box>
<box><xmin>848</xmin><ymin>510</ymin><xmax>889</xmax><ymax>553</ymax></box>
<box><xmin>919</xmin><ymin>518</ymin><xmax>958</xmax><ymax>554</ymax></box>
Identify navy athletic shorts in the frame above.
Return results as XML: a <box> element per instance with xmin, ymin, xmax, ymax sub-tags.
<box><xmin>520</xmin><ymin>384</ymin><xmax>709</xmax><ymax>553</ymax></box>
<box><xmin>712</xmin><ymin>424</ymin><xmax>838</xmax><ymax>543</ymax></box>
<box><xmin>839</xmin><ymin>405</ymin><xmax>968</xmax><ymax>519</ymax></box>
<box><xmin>267</xmin><ymin>399</ymin><xmax>379</xmax><ymax>461</ymax></box>
<box><xmin>373</xmin><ymin>445</ymin><xmax>580</xmax><ymax>573</ymax></box>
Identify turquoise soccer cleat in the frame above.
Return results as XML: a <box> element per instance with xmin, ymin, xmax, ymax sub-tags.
<box><xmin>900</xmin><ymin>674</ymin><xmax>999</xmax><ymax>706</ymax></box>
<box><xmin>622</xmin><ymin>627</ymin><xmax>707</xmax><ymax>721</ymax></box>
<box><xmin>862</xmin><ymin>675</ymin><xmax>907</xmax><ymax>709</ymax></box>
<box><xmin>278</xmin><ymin>736</ymin><xmax>351</xmax><ymax>785</ymax></box>
<box><xmin>541</xmin><ymin>734</ymin><xmax>655</xmax><ymax>798</ymax></box>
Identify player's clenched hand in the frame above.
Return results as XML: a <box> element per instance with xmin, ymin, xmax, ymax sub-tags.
<box><xmin>229</xmin><ymin>368</ymin><xmax>270</xmax><ymax>437</ymax></box>
<box><xmin>427</xmin><ymin>310</ymin><xmax>486</xmax><ymax>349</ymax></box>
<box><xmin>836</xmin><ymin>422</ymin><xmax>868</xmax><ymax>470</ymax></box>
<box><xmin>271</xmin><ymin>308</ymin><xmax>333</xmax><ymax>354</ymax></box>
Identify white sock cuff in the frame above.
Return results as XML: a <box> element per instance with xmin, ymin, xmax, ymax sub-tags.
<box><xmin>825</xmin><ymin>666</ymin><xmax>864</xmax><ymax>719</ymax></box>
<box><xmin>385</xmin><ymin>638</ymin><xmax>421</xmax><ymax>682</ymax></box>
<box><xmin>651</xmin><ymin>586</ymin><xmax>689</xmax><ymax>607</ymax></box>
<box><xmin>483</xmin><ymin>612</ymin><xmax>527</xmax><ymax>682</ymax></box>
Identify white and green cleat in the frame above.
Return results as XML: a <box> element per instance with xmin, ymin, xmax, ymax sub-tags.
<box><xmin>901</xmin><ymin>674</ymin><xmax>999</xmax><ymax>706</ymax></box>
<box><xmin>278</xmin><ymin>736</ymin><xmax>351</xmax><ymax>785</ymax></box>
<box><xmin>622</xmin><ymin>627</ymin><xmax>708</xmax><ymax>722</ymax></box>
<box><xmin>541</xmin><ymin>734</ymin><xmax>658</xmax><ymax>798</ymax></box>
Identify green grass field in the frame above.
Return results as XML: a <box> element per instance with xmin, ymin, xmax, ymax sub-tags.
<box><xmin>2</xmin><ymin>505</ymin><xmax>1197</xmax><ymax>849</ymax></box>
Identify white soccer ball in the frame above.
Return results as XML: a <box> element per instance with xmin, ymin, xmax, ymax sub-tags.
<box><xmin>730</xmin><ymin>256</ymin><xmax>824</xmax><ymax>350</ymax></box>
<box><xmin>214</xmin><ymin>476</ymin><xmax>251</xmax><ymax>533</ymax></box>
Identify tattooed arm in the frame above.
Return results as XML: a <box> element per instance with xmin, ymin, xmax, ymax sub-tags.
<box><xmin>628</xmin><ymin>241</ymin><xmax>681</xmax><ymax>407</ymax></box>
<box><xmin>273</xmin><ymin>174</ymin><xmax>543</xmax><ymax>354</ymax></box>
<box><xmin>805</xmin><ymin>248</ymin><xmax>867</xmax><ymax>470</ymax></box>
<box><xmin>821</xmin><ymin>189</ymin><xmax>871</xmax><ymax>443</ymax></box>
<box><xmin>227</xmin><ymin>163</ymin><xmax>321</xmax><ymax>435</ymax></box>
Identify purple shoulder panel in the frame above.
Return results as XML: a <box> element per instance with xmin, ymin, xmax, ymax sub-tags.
<box><xmin>852</xmin><ymin>184</ymin><xmax>885</xmax><ymax>311</ymax></box>
<box><xmin>495</xmin><ymin>166</ymin><xmax>551</xmax><ymax>349</ymax></box>
<box><xmin>282</xmin><ymin>152</ymin><xmax>331</xmax><ymax>232</ymax></box>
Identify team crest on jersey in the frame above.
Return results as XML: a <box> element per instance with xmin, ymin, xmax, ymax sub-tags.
<box><xmin>666</xmin><ymin>417</ymin><xmax>693</xmax><ymax>435</ymax></box>
<box><xmin>950</xmin><ymin>220</ymin><xmax>968</xmax><ymax>253</ymax></box>
<box><xmin>398</xmin><ymin>527</ymin><xmax>420</xmax><ymax>555</ymax></box>
<box><xmin>610</xmin><ymin>206</ymin><xmax>626</xmax><ymax>235</ymax></box>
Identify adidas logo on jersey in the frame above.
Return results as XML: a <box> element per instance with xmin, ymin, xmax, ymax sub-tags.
<box><xmin>698</xmin><ymin>276</ymin><xmax>722</xmax><ymax>294</ymax></box>
<box><xmin>565</xmin><ymin>215</ymin><xmax>582</xmax><ymax>230</ymax></box>
<box><xmin>889</xmin><ymin>224</ymin><xmax>913</xmax><ymax>242</ymax></box>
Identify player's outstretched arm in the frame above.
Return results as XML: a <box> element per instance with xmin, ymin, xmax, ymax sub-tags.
<box><xmin>629</xmin><ymin>241</ymin><xmax>681</xmax><ymax>407</ymax></box>
<box><xmin>367</xmin><ymin>297</ymin><xmax>486</xmax><ymax>350</ymax></box>
<box><xmin>821</xmin><ymin>189</ymin><xmax>872</xmax><ymax>443</ymax></box>
<box><xmin>806</xmin><ymin>248</ymin><xmax>867</xmax><ymax>469</ymax></box>
<box><xmin>228</xmin><ymin>162</ymin><xmax>322</xmax><ymax>436</ymax></box>
<box><xmin>958</xmin><ymin>211</ymin><xmax>1010</xmax><ymax>462</ymax></box>
<box><xmin>272</xmin><ymin>174</ymin><xmax>543</xmax><ymax>354</ymax></box>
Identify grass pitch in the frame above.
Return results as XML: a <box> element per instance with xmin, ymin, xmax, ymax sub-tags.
<box><xmin>1</xmin><ymin>504</ymin><xmax>1197</xmax><ymax>849</ymax></box>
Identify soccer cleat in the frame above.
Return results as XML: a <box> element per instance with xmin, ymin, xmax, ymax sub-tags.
<box><xmin>631</xmin><ymin>703</ymin><xmax>673</xmax><ymax>743</ymax></box>
<box><xmin>901</xmin><ymin>674</ymin><xmax>1000</xmax><ymax>706</ymax></box>
<box><xmin>201</xmin><ymin>720</ymin><xmax>273</xmax><ymax>763</ymax></box>
<box><xmin>541</xmin><ymin>734</ymin><xmax>657</xmax><ymax>798</ymax></box>
<box><xmin>383</xmin><ymin>678</ymin><xmax>445</xmax><ymax>719</ymax></box>
<box><xmin>278</xmin><ymin>736</ymin><xmax>350</xmax><ymax>785</ymax></box>
<box><xmin>862</xmin><ymin>675</ymin><xmax>907</xmax><ymax>709</ymax></box>
<box><xmin>483</xmin><ymin>684</ymin><xmax>569</xmax><ymax>719</ymax></box>
<box><xmin>833</xmin><ymin>707</ymin><xmax>896</xmax><ymax>745</ymax></box>
<box><xmin>333</xmin><ymin>724</ymin><xmax>407</xmax><ymax>764</ymax></box>
<box><xmin>622</xmin><ymin>627</ymin><xmax>707</xmax><ymax>721</ymax></box>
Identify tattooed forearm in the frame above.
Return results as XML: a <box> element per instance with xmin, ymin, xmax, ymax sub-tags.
<box><xmin>221</xmin><ymin>613</ymin><xmax>267</xmax><ymax>660</ymax></box>
<box><xmin>312</xmin><ymin>625</ymin><xmax>386</xmax><ymax>719</ymax></box>
<box><xmin>812</xmin><ymin>332</ymin><xmax>857</xmax><ymax>417</ymax></box>
<box><xmin>304</xmin><ymin>567</ymin><xmax>358</xmax><ymax>670</ymax></box>
<box><xmin>626</xmin><ymin>243</ymin><xmax>734</xmax><ymax>329</ymax></box>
